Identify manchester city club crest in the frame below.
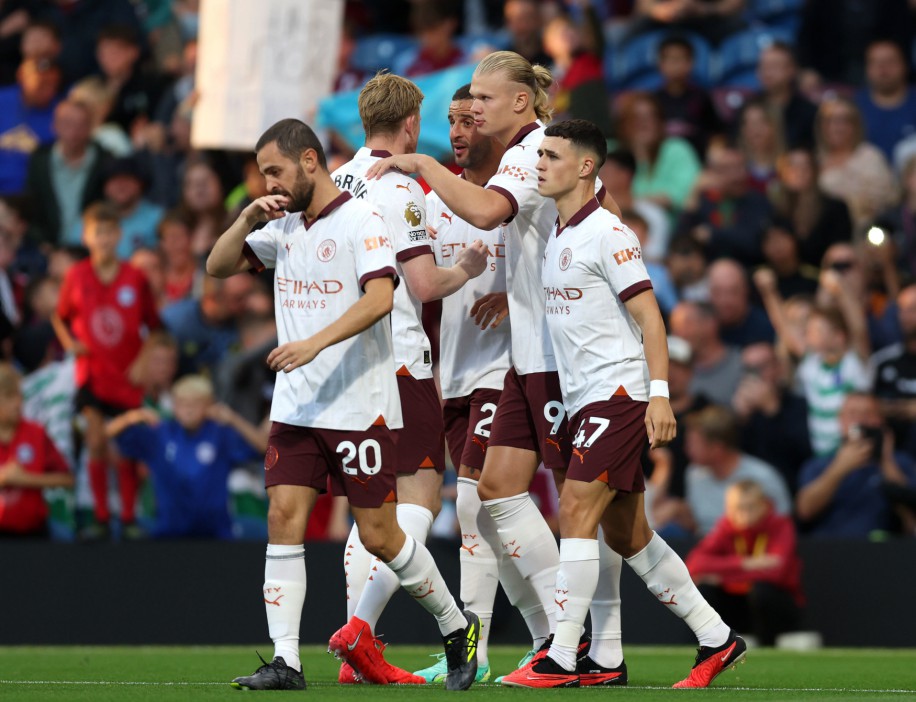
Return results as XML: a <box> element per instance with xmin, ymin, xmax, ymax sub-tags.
<box><xmin>559</xmin><ymin>248</ymin><xmax>573</xmax><ymax>270</ymax></box>
<box><xmin>317</xmin><ymin>239</ymin><xmax>336</xmax><ymax>262</ymax></box>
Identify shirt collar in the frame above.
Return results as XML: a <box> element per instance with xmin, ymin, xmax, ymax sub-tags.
<box><xmin>302</xmin><ymin>191</ymin><xmax>352</xmax><ymax>230</ymax></box>
<box><xmin>506</xmin><ymin>121</ymin><xmax>540</xmax><ymax>149</ymax></box>
<box><xmin>555</xmin><ymin>197</ymin><xmax>600</xmax><ymax>237</ymax></box>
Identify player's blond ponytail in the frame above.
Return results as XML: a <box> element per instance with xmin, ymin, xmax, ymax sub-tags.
<box><xmin>475</xmin><ymin>50</ymin><xmax>554</xmax><ymax>123</ymax></box>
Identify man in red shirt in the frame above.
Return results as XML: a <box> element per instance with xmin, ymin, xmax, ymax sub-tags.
<box><xmin>0</xmin><ymin>363</ymin><xmax>73</xmax><ymax>536</ymax></box>
<box><xmin>686</xmin><ymin>480</ymin><xmax>804</xmax><ymax>646</ymax></box>
<box><xmin>51</xmin><ymin>202</ymin><xmax>160</xmax><ymax>540</ymax></box>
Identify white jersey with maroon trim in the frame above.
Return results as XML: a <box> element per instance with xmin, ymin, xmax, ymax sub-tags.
<box><xmin>428</xmin><ymin>182</ymin><xmax>510</xmax><ymax>399</ymax></box>
<box><xmin>485</xmin><ymin>121</ymin><xmax>606</xmax><ymax>376</ymax></box>
<box><xmin>542</xmin><ymin>198</ymin><xmax>653</xmax><ymax>416</ymax></box>
<box><xmin>243</xmin><ymin>192</ymin><xmax>403</xmax><ymax>431</ymax></box>
<box><xmin>332</xmin><ymin>147</ymin><xmax>434</xmax><ymax>380</ymax></box>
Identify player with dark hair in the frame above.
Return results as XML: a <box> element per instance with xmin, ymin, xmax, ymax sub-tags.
<box><xmin>207</xmin><ymin>117</ymin><xmax>479</xmax><ymax>692</ymax></box>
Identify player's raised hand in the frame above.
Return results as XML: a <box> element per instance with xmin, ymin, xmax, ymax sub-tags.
<box><xmin>455</xmin><ymin>239</ymin><xmax>488</xmax><ymax>279</ymax></box>
<box><xmin>242</xmin><ymin>194</ymin><xmax>290</xmax><ymax>227</ymax></box>
<box><xmin>470</xmin><ymin>291</ymin><xmax>509</xmax><ymax>329</ymax></box>
<box><xmin>364</xmin><ymin>153</ymin><xmax>424</xmax><ymax>180</ymax></box>
<box><xmin>267</xmin><ymin>339</ymin><xmax>321</xmax><ymax>373</ymax></box>
<box><xmin>645</xmin><ymin>397</ymin><xmax>676</xmax><ymax>449</ymax></box>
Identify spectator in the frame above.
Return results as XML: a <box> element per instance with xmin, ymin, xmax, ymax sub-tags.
<box><xmin>93</xmin><ymin>23</ymin><xmax>164</xmax><ymax>134</ymax></box>
<box><xmin>50</xmin><ymin>202</ymin><xmax>160</xmax><ymax>540</ymax></box>
<box><xmin>67</xmin><ymin>76</ymin><xmax>132</xmax><ymax>157</ymax></box>
<box><xmin>628</xmin><ymin>0</ymin><xmax>747</xmax><ymax>47</ymax></box>
<box><xmin>129</xmin><ymin>329</ymin><xmax>178</xmax><ymax>414</ymax></box>
<box><xmin>334</xmin><ymin>19</ymin><xmax>368</xmax><ymax>93</ymax></box>
<box><xmin>157</xmin><ymin>208</ymin><xmax>201</xmax><ymax>305</ymax></box>
<box><xmin>615</xmin><ymin>91</ymin><xmax>701</xmax><ymax>214</ymax></box>
<box><xmin>686</xmin><ymin>480</ymin><xmax>803</xmax><ymax>646</ymax></box>
<box><xmin>0</xmin><ymin>57</ymin><xmax>63</xmax><ymax>196</ymax></box>
<box><xmin>0</xmin><ymin>195</ymin><xmax>47</xmax><ymax>285</ymax></box>
<box><xmin>20</xmin><ymin>19</ymin><xmax>61</xmax><ymax>65</ymax></box>
<box><xmin>654</xmin><ymin>35</ymin><xmax>721</xmax><ymax>159</ymax></box>
<box><xmin>129</xmin><ymin>246</ymin><xmax>165</xmax><ymax>310</ymax></box>
<box><xmin>14</xmin><ymin>274</ymin><xmax>64</xmax><ymax>372</ymax></box>
<box><xmin>504</xmin><ymin>0</ymin><xmax>551</xmax><ymax>67</ymax></box>
<box><xmin>179</xmin><ymin>156</ymin><xmax>226</xmax><ymax>258</ymax></box>
<box><xmin>161</xmin><ymin>273</ymin><xmax>252</xmax><ymax>376</ymax></box>
<box><xmin>214</xmin><ymin>312</ymin><xmax>277</xmax><ymax>426</ymax></box>
<box><xmin>0</xmin><ymin>7</ymin><xmax>48</xmax><ymax>85</ymax></box>
<box><xmin>754</xmin><ymin>42</ymin><xmax>818</xmax><ymax>151</ymax></box>
<box><xmin>796</xmin><ymin>0</ymin><xmax>912</xmax><ymax>91</ymax></box>
<box><xmin>769</xmin><ymin>147</ymin><xmax>853</xmax><ymax>268</ymax></box>
<box><xmin>796</xmin><ymin>392</ymin><xmax>916</xmax><ymax>537</ymax></box>
<box><xmin>66</xmin><ymin>156</ymin><xmax>164</xmax><ymax>258</ymax></box>
<box><xmin>670</xmin><ymin>301</ymin><xmax>743</xmax><ymax>406</ymax></box>
<box><xmin>542</xmin><ymin>10</ymin><xmax>611</xmax><ymax>135</ymax></box>
<box><xmin>684</xmin><ymin>405</ymin><xmax>792</xmax><ymax>535</ymax></box>
<box><xmin>708</xmin><ymin>258</ymin><xmax>774</xmax><ymax>347</ymax></box>
<box><xmin>225</xmin><ymin>154</ymin><xmax>268</xmax><ymax>223</ymax></box>
<box><xmin>25</xmin><ymin>99</ymin><xmax>112</xmax><ymax>245</ymax></box>
<box><xmin>758</xmin><ymin>222</ymin><xmax>820</xmax><ymax>299</ymax></box>
<box><xmin>599</xmin><ymin>149</ymin><xmax>671</xmax><ymax>262</ymax></box>
<box><xmin>816</xmin><ymin>97</ymin><xmax>898</xmax><ymax>234</ymax></box>
<box><xmin>855</xmin><ymin>40</ymin><xmax>916</xmax><ymax>163</ymax></box>
<box><xmin>404</xmin><ymin>0</ymin><xmax>463</xmax><ymax>78</ymax></box>
<box><xmin>870</xmin><ymin>284</ymin><xmax>916</xmax><ymax>457</ymax></box>
<box><xmin>877</xmin><ymin>154</ymin><xmax>916</xmax><ymax>277</ymax></box>
<box><xmin>108</xmin><ymin>375</ymin><xmax>267</xmax><ymax>539</ymax></box>
<box><xmin>620</xmin><ymin>209</ymin><xmax>678</xmax><ymax>315</ymax></box>
<box><xmin>648</xmin><ymin>336</ymin><xmax>711</xmax><ymax>533</ymax></box>
<box><xmin>732</xmin><ymin>341</ymin><xmax>811</xmax><ymax>492</ymax></box>
<box><xmin>0</xmin><ymin>362</ymin><xmax>73</xmax><ymax>537</ymax></box>
<box><xmin>735</xmin><ymin>97</ymin><xmax>784</xmax><ymax>194</ymax></box>
<box><xmin>679</xmin><ymin>138</ymin><xmax>772</xmax><ymax>267</ymax></box>
<box><xmin>664</xmin><ymin>233</ymin><xmax>708</xmax><ymax>301</ymax></box>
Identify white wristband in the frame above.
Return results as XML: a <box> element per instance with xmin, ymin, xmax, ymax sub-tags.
<box><xmin>649</xmin><ymin>380</ymin><xmax>669</xmax><ymax>398</ymax></box>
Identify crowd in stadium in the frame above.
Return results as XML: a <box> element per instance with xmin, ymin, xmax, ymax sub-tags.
<box><xmin>0</xmin><ymin>0</ymin><xmax>914</xmax><ymax>554</ymax></box>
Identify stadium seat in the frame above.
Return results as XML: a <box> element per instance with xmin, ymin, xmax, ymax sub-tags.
<box><xmin>607</xmin><ymin>30</ymin><xmax>713</xmax><ymax>92</ymax></box>
<box><xmin>350</xmin><ymin>34</ymin><xmax>419</xmax><ymax>74</ymax></box>
<box><xmin>717</xmin><ymin>26</ymin><xmax>793</xmax><ymax>89</ymax></box>
<box><xmin>456</xmin><ymin>31</ymin><xmax>510</xmax><ymax>58</ymax></box>
<box><xmin>746</xmin><ymin>0</ymin><xmax>803</xmax><ymax>36</ymax></box>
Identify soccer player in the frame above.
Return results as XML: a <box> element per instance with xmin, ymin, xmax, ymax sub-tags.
<box><xmin>365</xmin><ymin>51</ymin><xmax>621</xmax><ymax>676</ymax></box>
<box><xmin>51</xmin><ymin>201</ymin><xmax>161</xmax><ymax>541</ymax></box>
<box><xmin>206</xmin><ymin>118</ymin><xmax>479</xmax><ymax>691</ymax></box>
<box><xmin>503</xmin><ymin>118</ymin><xmax>745</xmax><ymax>689</ymax></box>
<box><xmin>330</xmin><ymin>72</ymin><xmax>488</xmax><ymax>685</ymax></box>
<box><xmin>415</xmin><ymin>83</ymin><xmax>544</xmax><ymax>684</ymax></box>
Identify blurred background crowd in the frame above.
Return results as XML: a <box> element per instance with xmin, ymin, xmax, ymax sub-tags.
<box><xmin>0</xmin><ymin>0</ymin><xmax>915</xmax><ymax>611</ymax></box>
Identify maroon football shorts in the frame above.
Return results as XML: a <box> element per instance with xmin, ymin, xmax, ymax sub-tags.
<box><xmin>264</xmin><ymin>421</ymin><xmax>397</xmax><ymax>508</ymax></box>
<box><xmin>443</xmin><ymin>388</ymin><xmax>502</xmax><ymax>471</ymax></box>
<box><xmin>394</xmin><ymin>374</ymin><xmax>446</xmax><ymax>474</ymax></box>
<box><xmin>487</xmin><ymin>368</ymin><xmax>571</xmax><ymax>470</ymax></box>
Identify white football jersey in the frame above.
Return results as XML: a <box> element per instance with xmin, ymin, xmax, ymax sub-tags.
<box><xmin>332</xmin><ymin>148</ymin><xmax>434</xmax><ymax>379</ymax></box>
<box><xmin>428</xmin><ymin>179</ymin><xmax>510</xmax><ymax>399</ymax></box>
<box><xmin>542</xmin><ymin>198</ymin><xmax>653</xmax><ymax>416</ymax></box>
<box><xmin>485</xmin><ymin>122</ymin><xmax>606</xmax><ymax>376</ymax></box>
<box><xmin>243</xmin><ymin>192</ymin><xmax>403</xmax><ymax>431</ymax></box>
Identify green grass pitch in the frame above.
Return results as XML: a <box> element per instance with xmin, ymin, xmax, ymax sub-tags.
<box><xmin>2</xmin><ymin>645</ymin><xmax>914</xmax><ymax>701</ymax></box>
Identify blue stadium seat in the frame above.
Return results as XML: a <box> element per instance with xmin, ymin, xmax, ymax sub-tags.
<box><xmin>456</xmin><ymin>31</ymin><xmax>510</xmax><ymax>58</ymax></box>
<box><xmin>717</xmin><ymin>26</ymin><xmax>793</xmax><ymax>89</ymax></box>
<box><xmin>350</xmin><ymin>34</ymin><xmax>419</xmax><ymax>74</ymax></box>
<box><xmin>747</xmin><ymin>0</ymin><xmax>804</xmax><ymax>24</ymax></box>
<box><xmin>607</xmin><ymin>30</ymin><xmax>713</xmax><ymax>92</ymax></box>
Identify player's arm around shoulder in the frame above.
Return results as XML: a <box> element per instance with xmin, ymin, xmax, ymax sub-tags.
<box><xmin>206</xmin><ymin>194</ymin><xmax>289</xmax><ymax>277</ymax></box>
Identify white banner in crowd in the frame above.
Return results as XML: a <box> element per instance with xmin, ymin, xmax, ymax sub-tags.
<box><xmin>192</xmin><ymin>0</ymin><xmax>343</xmax><ymax>150</ymax></box>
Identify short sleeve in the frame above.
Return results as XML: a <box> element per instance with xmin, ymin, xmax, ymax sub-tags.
<box><xmin>139</xmin><ymin>275</ymin><xmax>162</xmax><ymax>330</ymax></box>
<box><xmin>115</xmin><ymin>423</ymin><xmax>156</xmax><ymax>462</ymax></box>
<box><xmin>596</xmin><ymin>223</ymin><xmax>653</xmax><ymax>302</ymax></box>
<box><xmin>352</xmin><ymin>208</ymin><xmax>399</xmax><ymax>291</ymax></box>
<box><xmin>486</xmin><ymin>146</ymin><xmax>541</xmax><ymax>223</ymax></box>
<box><xmin>243</xmin><ymin>220</ymin><xmax>283</xmax><ymax>271</ymax></box>
<box><xmin>384</xmin><ymin>175</ymin><xmax>432</xmax><ymax>263</ymax></box>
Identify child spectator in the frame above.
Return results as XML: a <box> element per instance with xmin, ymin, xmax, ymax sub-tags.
<box><xmin>0</xmin><ymin>363</ymin><xmax>73</xmax><ymax>536</ymax></box>
<box><xmin>686</xmin><ymin>480</ymin><xmax>804</xmax><ymax>646</ymax></box>
<box><xmin>620</xmin><ymin>209</ymin><xmax>678</xmax><ymax>315</ymax></box>
<box><xmin>157</xmin><ymin>208</ymin><xmax>200</xmax><ymax>304</ymax></box>
<box><xmin>129</xmin><ymin>329</ymin><xmax>178</xmax><ymax>416</ymax></box>
<box><xmin>51</xmin><ymin>202</ymin><xmax>160</xmax><ymax>540</ymax></box>
<box><xmin>654</xmin><ymin>35</ymin><xmax>721</xmax><ymax>159</ymax></box>
<box><xmin>107</xmin><ymin>375</ymin><xmax>267</xmax><ymax>539</ymax></box>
